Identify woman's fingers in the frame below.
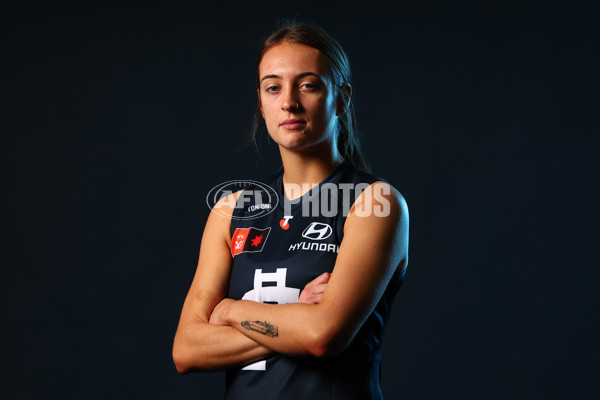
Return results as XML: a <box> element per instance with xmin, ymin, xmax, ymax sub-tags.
<box><xmin>299</xmin><ymin>275</ymin><xmax>331</xmax><ymax>304</ymax></box>
<box><xmin>305</xmin><ymin>272</ymin><xmax>331</xmax><ymax>287</ymax></box>
<box><xmin>311</xmin><ymin>283</ymin><xmax>328</xmax><ymax>294</ymax></box>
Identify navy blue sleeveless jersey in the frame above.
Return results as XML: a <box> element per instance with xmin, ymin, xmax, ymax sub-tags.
<box><xmin>225</xmin><ymin>160</ymin><xmax>405</xmax><ymax>400</ymax></box>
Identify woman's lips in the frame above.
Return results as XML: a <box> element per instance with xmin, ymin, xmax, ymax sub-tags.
<box><xmin>280</xmin><ymin>120</ymin><xmax>306</xmax><ymax>130</ymax></box>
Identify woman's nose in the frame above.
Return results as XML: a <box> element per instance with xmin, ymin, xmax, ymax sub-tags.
<box><xmin>281</xmin><ymin>90</ymin><xmax>300</xmax><ymax>112</ymax></box>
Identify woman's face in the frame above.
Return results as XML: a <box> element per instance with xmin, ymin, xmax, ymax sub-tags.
<box><xmin>258</xmin><ymin>41</ymin><xmax>343</xmax><ymax>152</ymax></box>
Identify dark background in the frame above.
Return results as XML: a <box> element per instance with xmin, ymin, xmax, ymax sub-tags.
<box><xmin>4</xmin><ymin>3</ymin><xmax>599</xmax><ymax>399</ymax></box>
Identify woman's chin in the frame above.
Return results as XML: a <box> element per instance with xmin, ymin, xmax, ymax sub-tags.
<box><xmin>272</xmin><ymin>132</ymin><xmax>312</xmax><ymax>150</ymax></box>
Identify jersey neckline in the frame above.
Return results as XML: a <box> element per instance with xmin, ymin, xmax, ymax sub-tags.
<box><xmin>275</xmin><ymin>160</ymin><xmax>351</xmax><ymax>213</ymax></box>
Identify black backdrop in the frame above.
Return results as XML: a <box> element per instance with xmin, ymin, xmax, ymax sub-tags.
<box><xmin>4</xmin><ymin>3</ymin><xmax>599</xmax><ymax>399</ymax></box>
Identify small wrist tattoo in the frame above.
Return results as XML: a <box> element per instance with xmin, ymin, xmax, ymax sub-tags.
<box><xmin>241</xmin><ymin>320</ymin><xmax>279</xmax><ymax>338</ymax></box>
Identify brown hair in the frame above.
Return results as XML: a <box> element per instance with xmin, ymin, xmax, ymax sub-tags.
<box><xmin>247</xmin><ymin>20</ymin><xmax>370</xmax><ymax>172</ymax></box>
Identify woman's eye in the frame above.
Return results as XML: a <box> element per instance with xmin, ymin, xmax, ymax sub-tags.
<box><xmin>301</xmin><ymin>83</ymin><xmax>315</xmax><ymax>90</ymax></box>
<box><xmin>265</xmin><ymin>86</ymin><xmax>279</xmax><ymax>93</ymax></box>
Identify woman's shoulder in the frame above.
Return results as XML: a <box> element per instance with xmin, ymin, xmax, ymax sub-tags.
<box><xmin>340</xmin><ymin>162</ymin><xmax>407</xmax><ymax>211</ymax></box>
<box><xmin>351</xmin><ymin>180</ymin><xmax>408</xmax><ymax>219</ymax></box>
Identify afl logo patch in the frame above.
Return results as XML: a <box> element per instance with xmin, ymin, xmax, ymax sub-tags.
<box><xmin>301</xmin><ymin>222</ymin><xmax>333</xmax><ymax>241</ymax></box>
<box><xmin>231</xmin><ymin>227</ymin><xmax>271</xmax><ymax>257</ymax></box>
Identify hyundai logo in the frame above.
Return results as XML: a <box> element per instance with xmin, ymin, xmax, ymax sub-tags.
<box><xmin>301</xmin><ymin>222</ymin><xmax>333</xmax><ymax>240</ymax></box>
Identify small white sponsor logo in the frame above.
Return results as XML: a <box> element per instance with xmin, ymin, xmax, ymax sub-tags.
<box><xmin>301</xmin><ymin>222</ymin><xmax>333</xmax><ymax>240</ymax></box>
<box><xmin>248</xmin><ymin>204</ymin><xmax>271</xmax><ymax>212</ymax></box>
<box><xmin>288</xmin><ymin>242</ymin><xmax>339</xmax><ymax>253</ymax></box>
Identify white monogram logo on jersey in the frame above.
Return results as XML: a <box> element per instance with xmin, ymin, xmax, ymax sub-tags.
<box><xmin>301</xmin><ymin>222</ymin><xmax>333</xmax><ymax>241</ymax></box>
<box><xmin>242</xmin><ymin>268</ymin><xmax>299</xmax><ymax>304</ymax></box>
<box><xmin>234</xmin><ymin>233</ymin><xmax>246</xmax><ymax>250</ymax></box>
<box><xmin>241</xmin><ymin>268</ymin><xmax>299</xmax><ymax>371</ymax></box>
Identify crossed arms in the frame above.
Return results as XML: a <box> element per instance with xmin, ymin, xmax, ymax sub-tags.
<box><xmin>172</xmin><ymin>182</ymin><xmax>408</xmax><ymax>373</ymax></box>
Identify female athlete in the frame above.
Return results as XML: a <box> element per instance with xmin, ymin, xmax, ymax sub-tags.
<box><xmin>172</xmin><ymin>21</ymin><xmax>409</xmax><ymax>399</ymax></box>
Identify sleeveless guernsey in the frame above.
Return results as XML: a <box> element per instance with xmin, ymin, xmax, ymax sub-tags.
<box><xmin>225</xmin><ymin>160</ymin><xmax>405</xmax><ymax>400</ymax></box>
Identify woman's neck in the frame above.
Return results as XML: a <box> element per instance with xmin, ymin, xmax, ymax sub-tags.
<box><xmin>279</xmin><ymin>144</ymin><xmax>345</xmax><ymax>201</ymax></box>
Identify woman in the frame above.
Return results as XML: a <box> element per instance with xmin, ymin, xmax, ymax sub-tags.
<box><xmin>172</xmin><ymin>21</ymin><xmax>409</xmax><ymax>399</ymax></box>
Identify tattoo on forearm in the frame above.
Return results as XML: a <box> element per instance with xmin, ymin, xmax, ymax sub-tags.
<box><xmin>241</xmin><ymin>320</ymin><xmax>279</xmax><ymax>338</ymax></box>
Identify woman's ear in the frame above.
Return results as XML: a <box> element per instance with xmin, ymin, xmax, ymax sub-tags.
<box><xmin>336</xmin><ymin>83</ymin><xmax>352</xmax><ymax>116</ymax></box>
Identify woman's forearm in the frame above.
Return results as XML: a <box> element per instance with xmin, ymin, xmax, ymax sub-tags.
<box><xmin>173</xmin><ymin>321</ymin><xmax>274</xmax><ymax>373</ymax></box>
<box><xmin>223</xmin><ymin>300</ymin><xmax>343</xmax><ymax>358</ymax></box>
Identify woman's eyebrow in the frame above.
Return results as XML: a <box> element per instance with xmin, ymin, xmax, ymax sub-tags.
<box><xmin>260</xmin><ymin>72</ymin><xmax>321</xmax><ymax>83</ymax></box>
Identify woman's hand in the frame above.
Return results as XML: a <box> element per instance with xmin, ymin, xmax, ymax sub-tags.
<box><xmin>298</xmin><ymin>272</ymin><xmax>331</xmax><ymax>304</ymax></box>
<box><xmin>209</xmin><ymin>298</ymin><xmax>236</xmax><ymax>326</ymax></box>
